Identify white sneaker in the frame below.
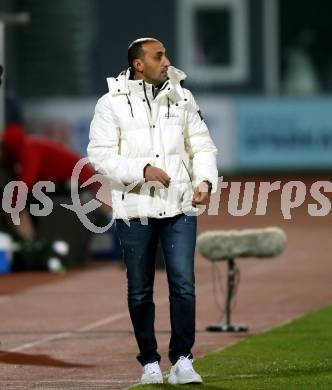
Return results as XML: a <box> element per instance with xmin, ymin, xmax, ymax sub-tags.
<box><xmin>141</xmin><ymin>361</ymin><xmax>163</xmax><ymax>384</ymax></box>
<box><xmin>168</xmin><ymin>356</ymin><xmax>203</xmax><ymax>384</ymax></box>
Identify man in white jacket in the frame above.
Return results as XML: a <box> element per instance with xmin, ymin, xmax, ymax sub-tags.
<box><xmin>88</xmin><ymin>38</ymin><xmax>218</xmax><ymax>385</ymax></box>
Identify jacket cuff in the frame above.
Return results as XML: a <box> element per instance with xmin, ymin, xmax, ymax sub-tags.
<box><xmin>131</xmin><ymin>160</ymin><xmax>152</xmax><ymax>184</ymax></box>
<box><xmin>194</xmin><ymin>177</ymin><xmax>218</xmax><ymax>193</ymax></box>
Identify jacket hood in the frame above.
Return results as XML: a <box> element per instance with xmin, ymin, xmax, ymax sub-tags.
<box><xmin>106</xmin><ymin>66</ymin><xmax>187</xmax><ymax>103</ymax></box>
<box><xmin>167</xmin><ymin>66</ymin><xmax>187</xmax><ymax>84</ymax></box>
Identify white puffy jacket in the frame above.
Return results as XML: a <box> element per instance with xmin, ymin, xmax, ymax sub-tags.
<box><xmin>88</xmin><ymin>66</ymin><xmax>218</xmax><ymax>220</ymax></box>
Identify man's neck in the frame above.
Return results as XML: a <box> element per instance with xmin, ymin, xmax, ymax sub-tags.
<box><xmin>134</xmin><ymin>72</ymin><xmax>157</xmax><ymax>86</ymax></box>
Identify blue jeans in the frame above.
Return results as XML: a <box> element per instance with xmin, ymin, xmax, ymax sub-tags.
<box><xmin>116</xmin><ymin>214</ymin><xmax>197</xmax><ymax>365</ymax></box>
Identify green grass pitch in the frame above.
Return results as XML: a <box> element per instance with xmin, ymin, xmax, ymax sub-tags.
<box><xmin>133</xmin><ymin>304</ymin><xmax>332</xmax><ymax>389</ymax></box>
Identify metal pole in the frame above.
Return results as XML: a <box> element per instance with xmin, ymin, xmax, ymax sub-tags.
<box><xmin>206</xmin><ymin>257</ymin><xmax>248</xmax><ymax>332</ymax></box>
<box><xmin>225</xmin><ymin>258</ymin><xmax>236</xmax><ymax>326</ymax></box>
<box><xmin>264</xmin><ymin>0</ymin><xmax>279</xmax><ymax>95</ymax></box>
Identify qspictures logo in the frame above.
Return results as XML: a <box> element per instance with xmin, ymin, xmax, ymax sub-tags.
<box><xmin>1</xmin><ymin>158</ymin><xmax>332</xmax><ymax>233</ymax></box>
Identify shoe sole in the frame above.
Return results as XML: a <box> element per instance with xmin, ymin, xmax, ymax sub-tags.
<box><xmin>168</xmin><ymin>375</ymin><xmax>203</xmax><ymax>385</ymax></box>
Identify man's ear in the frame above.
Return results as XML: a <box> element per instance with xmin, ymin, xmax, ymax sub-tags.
<box><xmin>133</xmin><ymin>58</ymin><xmax>144</xmax><ymax>73</ymax></box>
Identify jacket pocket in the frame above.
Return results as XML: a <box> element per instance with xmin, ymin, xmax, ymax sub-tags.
<box><xmin>121</xmin><ymin>182</ymin><xmax>143</xmax><ymax>200</ymax></box>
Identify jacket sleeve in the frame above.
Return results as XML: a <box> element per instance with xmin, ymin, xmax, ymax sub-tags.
<box><xmin>87</xmin><ymin>94</ymin><xmax>149</xmax><ymax>185</ymax></box>
<box><xmin>184</xmin><ymin>91</ymin><xmax>219</xmax><ymax>192</ymax></box>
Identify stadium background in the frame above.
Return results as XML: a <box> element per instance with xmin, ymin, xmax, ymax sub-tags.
<box><xmin>3</xmin><ymin>0</ymin><xmax>332</xmax><ymax>174</ymax></box>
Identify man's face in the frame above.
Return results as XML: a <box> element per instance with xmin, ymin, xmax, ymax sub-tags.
<box><xmin>135</xmin><ymin>41</ymin><xmax>171</xmax><ymax>85</ymax></box>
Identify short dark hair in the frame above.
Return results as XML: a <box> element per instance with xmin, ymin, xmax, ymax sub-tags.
<box><xmin>128</xmin><ymin>38</ymin><xmax>159</xmax><ymax>68</ymax></box>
